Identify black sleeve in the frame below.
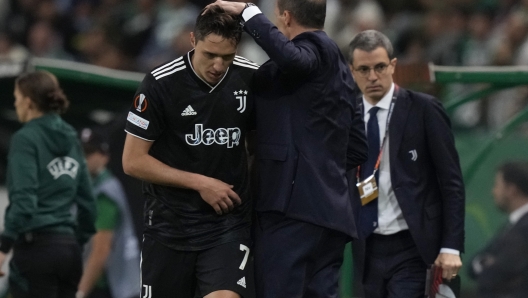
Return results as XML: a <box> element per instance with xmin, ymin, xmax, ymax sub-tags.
<box><xmin>244</xmin><ymin>14</ymin><xmax>319</xmax><ymax>75</ymax></box>
<box><xmin>347</xmin><ymin>97</ymin><xmax>368</xmax><ymax>170</ymax></box>
<box><xmin>424</xmin><ymin>96</ymin><xmax>465</xmax><ymax>251</ymax></box>
<box><xmin>125</xmin><ymin>73</ymin><xmax>166</xmax><ymax>141</ymax></box>
<box><xmin>470</xmin><ymin>225</ymin><xmax>528</xmax><ymax>292</ymax></box>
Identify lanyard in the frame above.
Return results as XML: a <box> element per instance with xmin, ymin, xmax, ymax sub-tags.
<box><xmin>356</xmin><ymin>86</ymin><xmax>398</xmax><ymax>182</ymax></box>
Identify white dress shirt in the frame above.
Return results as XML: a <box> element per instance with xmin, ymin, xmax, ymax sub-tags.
<box><xmin>510</xmin><ymin>202</ymin><xmax>528</xmax><ymax>224</ymax></box>
<box><xmin>362</xmin><ymin>83</ymin><xmax>459</xmax><ymax>255</ymax></box>
<box><xmin>362</xmin><ymin>84</ymin><xmax>409</xmax><ymax>235</ymax></box>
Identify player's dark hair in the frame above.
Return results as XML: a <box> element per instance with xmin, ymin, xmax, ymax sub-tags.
<box><xmin>194</xmin><ymin>5</ymin><xmax>242</xmax><ymax>46</ymax></box>
<box><xmin>498</xmin><ymin>161</ymin><xmax>528</xmax><ymax>197</ymax></box>
<box><xmin>15</xmin><ymin>71</ymin><xmax>69</xmax><ymax>114</ymax></box>
<box><xmin>348</xmin><ymin>30</ymin><xmax>394</xmax><ymax>65</ymax></box>
<box><xmin>278</xmin><ymin>0</ymin><xmax>326</xmax><ymax>29</ymax></box>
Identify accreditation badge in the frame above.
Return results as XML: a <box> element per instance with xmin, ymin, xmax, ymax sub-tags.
<box><xmin>356</xmin><ymin>174</ymin><xmax>379</xmax><ymax>206</ymax></box>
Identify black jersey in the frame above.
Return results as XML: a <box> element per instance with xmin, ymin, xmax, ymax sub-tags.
<box><xmin>125</xmin><ymin>50</ymin><xmax>259</xmax><ymax>251</ymax></box>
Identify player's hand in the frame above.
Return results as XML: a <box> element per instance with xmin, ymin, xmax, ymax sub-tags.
<box><xmin>434</xmin><ymin>253</ymin><xmax>462</xmax><ymax>281</ymax></box>
<box><xmin>197</xmin><ymin>176</ymin><xmax>241</xmax><ymax>215</ymax></box>
<box><xmin>204</xmin><ymin>1</ymin><xmax>247</xmax><ymax>16</ymax></box>
<box><xmin>0</xmin><ymin>252</ymin><xmax>6</xmax><ymax>277</ymax></box>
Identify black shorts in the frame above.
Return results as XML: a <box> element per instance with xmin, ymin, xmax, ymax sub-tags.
<box><xmin>140</xmin><ymin>236</ymin><xmax>255</xmax><ymax>298</ymax></box>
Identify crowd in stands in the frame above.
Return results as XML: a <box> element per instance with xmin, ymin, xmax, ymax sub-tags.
<box><xmin>1</xmin><ymin>0</ymin><xmax>527</xmax><ymax>127</ymax></box>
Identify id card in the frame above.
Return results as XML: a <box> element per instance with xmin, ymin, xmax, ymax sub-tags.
<box><xmin>356</xmin><ymin>174</ymin><xmax>379</xmax><ymax>206</ymax></box>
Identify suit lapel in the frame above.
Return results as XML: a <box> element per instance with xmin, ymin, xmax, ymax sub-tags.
<box><xmin>389</xmin><ymin>87</ymin><xmax>412</xmax><ymax>158</ymax></box>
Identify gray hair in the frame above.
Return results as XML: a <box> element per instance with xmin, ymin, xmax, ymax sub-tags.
<box><xmin>348</xmin><ymin>30</ymin><xmax>394</xmax><ymax>65</ymax></box>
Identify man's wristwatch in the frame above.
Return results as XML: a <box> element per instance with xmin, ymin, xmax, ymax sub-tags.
<box><xmin>241</xmin><ymin>2</ymin><xmax>256</xmax><ymax>16</ymax></box>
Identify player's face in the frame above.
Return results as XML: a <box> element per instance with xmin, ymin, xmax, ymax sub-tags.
<box><xmin>13</xmin><ymin>84</ymin><xmax>31</xmax><ymax>123</ymax></box>
<box><xmin>191</xmin><ymin>32</ymin><xmax>237</xmax><ymax>85</ymax></box>
<box><xmin>350</xmin><ymin>47</ymin><xmax>396</xmax><ymax>104</ymax></box>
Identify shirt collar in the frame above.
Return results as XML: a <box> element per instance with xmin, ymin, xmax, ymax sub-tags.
<box><xmin>362</xmin><ymin>83</ymin><xmax>395</xmax><ymax>113</ymax></box>
<box><xmin>510</xmin><ymin>202</ymin><xmax>528</xmax><ymax>224</ymax></box>
<box><xmin>186</xmin><ymin>49</ymin><xmax>230</xmax><ymax>93</ymax></box>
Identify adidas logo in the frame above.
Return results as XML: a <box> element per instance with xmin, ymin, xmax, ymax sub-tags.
<box><xmin>237</xmin><ymin>277</ymin><xmax>246</xmax><ymax>288</ymax></box>
<box><xmin>181</xmin><ymin>105</ymin><xmax>197</xmax><ymax>116</ymax></box>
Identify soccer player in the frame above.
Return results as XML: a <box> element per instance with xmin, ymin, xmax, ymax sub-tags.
<box><xmin>122</xmin><ymin>6</ymin><xmax>258</xmax><ymax>298</ymax></box>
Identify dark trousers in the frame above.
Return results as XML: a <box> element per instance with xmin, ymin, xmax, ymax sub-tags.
<box><xmin>9</xmin><ymin>234</ymin><xmax>82</xmax><ymax>298</ymax></box>
<box><xmin>363</xmin><ymin>230</ymin><xmax>428</xmax><ymax>298</ymax></box>
<box><xmin>254</xmin><ymin>212</ymin><xmax>349</xmax><ymax>298</ymax></box>
<box><xmin>87</xmin><ymin>288</ymin><xmax>139</xmax><ymax>298</ymax></box>
<box><xmin>86</xmin><ymin>288</ymin><xmax>112</xmax><ymax>298</ymax></box>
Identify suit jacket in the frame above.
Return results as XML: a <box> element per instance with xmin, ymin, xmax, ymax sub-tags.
<box><xmin>244</xmin><ymin>14</ymin><xmax>368</xmax><ymax>237</ymax></box>
<box><xmin>349</xmin><ymin>87</ymin><xmax>465</xmax><ymax>278</ymax></box>
<box><xmin>469</xmin><ymin>213</ymin><xmax>528</xmax><ymax>298</ymax></box>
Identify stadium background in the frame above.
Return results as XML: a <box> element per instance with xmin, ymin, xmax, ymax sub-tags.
<box><xmin>1</xmin><ymin>0</ymin><xmax>528</xmax><ymax>297</ymax></box>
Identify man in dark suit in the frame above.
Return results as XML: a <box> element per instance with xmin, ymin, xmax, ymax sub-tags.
<box><xmin>347</xmin><ymin>30</ymin><xmax>465</xmax><ymax>298</ymax></box>
<box><xmin>469</xmin><ymin>161</ymin><xmax>528</xmax><ymax>298</ymax></box>
<box><xmin>208</xmin><ymin>1</ymin><xmax>368</xmax><ymax>297</ymax></box>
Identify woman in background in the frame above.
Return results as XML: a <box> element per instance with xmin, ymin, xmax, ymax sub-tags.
<box><xmin>0</xmin><ymin>71</ymin><xmax>96</xmax><ymax>298</ymax></box>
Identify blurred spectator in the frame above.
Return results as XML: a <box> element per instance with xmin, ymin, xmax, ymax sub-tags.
<box><xmin>27</xmin><ymin>21</ymin><xmax>73</xmax><ymax>60</ymax></box>
<box><xmin>3</xmin><ymin>0</ymin><xmax>37</xmax><ymax>46</ymax></box>
<box><xmin>448</xmin><ymin>7</ymin><xmax>495</xmax><ymax>129</ymax></box>
<box><xmin>486</xmin><ymin>10</ymin><xmax>528</xmax><ymax>129</ymax></box>
<box><xmin>77</xmin><ymin>25</ymin><xmax>133</xmax><ymax>70</ymax></box>
<box><xmin>78</xmin><ymin>127</ymin><xmax>140</xmax><ymax>298</ymax></box>
<box><xmin>34</xmin><ymin>0</ymin><xmax>77</xmax><ymax>54</ymax></box>
<box><xmin>424</xmin><ymin>7</ymin><xmax>467</xmax><ymax>66</ymax></box>
<box><xmin>120</xmin><ymin>0</ymin><xmax>157</xmax><ymax>58</ymax></box>
<box><xmin>0</xmin><ymin>31</ymin><xmax>29</xmax><ymax>62</ymax></box>
<box><xmin>137</xmin><ymin>0</ymin><xmax>199</xmax><ymax>71</ymax></box>
<box><xmin>460</xmin><ymin>7</ymin><xmax>494</xmax><ymax>66</ymax></box>
<box><xmin>334</xmin><ymin>0</ymin><xmax>385</xmax><ymax>53</ymax></box>
<box><xmin>492</xmin><ymin>11</ymin><xmax>528</xmax><ymax>66</ymax></box>
<box><xmin>0</xmin><ymin>1</ymin><xmax>10</xmax><ymax>25</ymax></box>
<box><xmin>469</xmin><ymin>161</ymin><xmax>528</xmax><ymax>297</ymax></box>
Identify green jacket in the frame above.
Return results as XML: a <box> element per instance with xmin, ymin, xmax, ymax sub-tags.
<box><xmin>0</xmin><ymin>114</ymin><xmax>96</xmax><ymax>252</ymax></box>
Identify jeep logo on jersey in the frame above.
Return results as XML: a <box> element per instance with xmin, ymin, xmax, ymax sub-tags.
<box><xmin>134</xmin><ymin>94</ymin><xmax>148</xmax><ymax>112</ymax></box>
<box><xmin>185</xmin><ymin>124</ymin><xmax>241</xmax><ymax>148</ymax></box>
<box><xmin>47</xmin><ymin>157</ymin><xmax>79</xmax><ymax>180</ymax></box>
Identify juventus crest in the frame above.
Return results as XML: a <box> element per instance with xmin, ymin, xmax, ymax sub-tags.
<box><xmin>234</xmin><ymin>90</ymin><xmax>248</xmax><ymax>113</ymax></box>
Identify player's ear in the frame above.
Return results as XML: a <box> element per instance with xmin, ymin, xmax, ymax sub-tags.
<box><xmin>190</xmin><ymin>32</ymin><xmax>196</xmax><ymax>48</ymax></box>
<box><xmin>284</xmin><ymin>10</ymin><xmax>292</xmax><ymax>27</ymax></box>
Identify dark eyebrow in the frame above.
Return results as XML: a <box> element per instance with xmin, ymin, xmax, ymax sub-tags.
<box><xmin>204</xmin><ymin>51</ymin><xmax>236</xmax><ymax>59</ymax></box>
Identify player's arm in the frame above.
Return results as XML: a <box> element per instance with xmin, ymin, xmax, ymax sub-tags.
<box><xmin>77</xmin><ymin>195</ymin><xmax>118</xmax><ymax>297</ymax></box>
<box><xmin>77</xmin><ymin>230</ymin><xmax>113</xmax><ymax>298</ymax></box>
<box><xmin>122</xmin><ymin>134</ymin><xmax>241</xmax><ymax>214</ymax></box>
<box><xmin>75</xmin><ymin>160</ymin><xmax>97</xmax><ymax>246</ymax></box>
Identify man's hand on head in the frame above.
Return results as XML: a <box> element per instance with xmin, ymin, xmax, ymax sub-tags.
<box><xmin>204</xmin><ymin>1</ymin><xmax>247</xmax><ymax>16</ymax></box>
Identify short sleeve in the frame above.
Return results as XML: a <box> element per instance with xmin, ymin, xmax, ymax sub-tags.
<box><xmin>125</xmin><ymin>73</ymin><xmax>166</xmax><ymax>141</ymax></box>
<box><xmin>95</xmin><ymin>194</ymin><xmax>120</xmax><ymax>231</ymax></box>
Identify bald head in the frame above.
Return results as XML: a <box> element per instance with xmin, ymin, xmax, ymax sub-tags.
<box><xmin>278</xmin><ymin>0</ymin><xmax>326</xmax><ymax>29</ymax></box>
